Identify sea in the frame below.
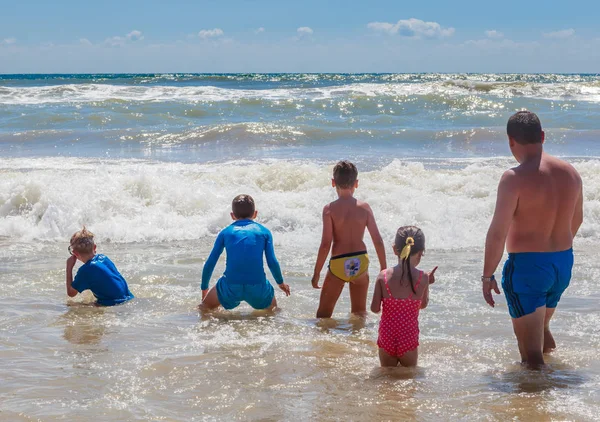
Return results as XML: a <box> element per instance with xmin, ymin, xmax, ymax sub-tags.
<box><xmin>0</xmin><ymin>73</ymin><xmax>599</xmax><ymax>421</ymax></box>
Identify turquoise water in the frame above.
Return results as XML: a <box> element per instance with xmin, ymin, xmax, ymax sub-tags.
<box><xmin>1</xmin><ymin>73</ymin><xmax>600</xmax><ymax>162</ymax></box>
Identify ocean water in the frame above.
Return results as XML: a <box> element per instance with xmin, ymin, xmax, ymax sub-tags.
<box><xmin>1</xmin><ymin>73</ymin><xmax>599</xmax><ymax>421</ymax></box>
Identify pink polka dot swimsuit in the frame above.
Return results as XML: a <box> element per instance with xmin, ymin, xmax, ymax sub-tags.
<box><xmin>377</xmin><ymin>270</ymin><xmax>423</xmax><ymax>357</ymax></box>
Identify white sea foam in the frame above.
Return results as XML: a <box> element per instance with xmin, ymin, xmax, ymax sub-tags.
<box><xmin>1</xmin><ymin>81</ymin><xmax>600</xmax><ymax>105</ymax></box>
<box><xmin>1</xmin><ymin>158</ymin><xmax>598</xmax><ymax>249</ymax></box>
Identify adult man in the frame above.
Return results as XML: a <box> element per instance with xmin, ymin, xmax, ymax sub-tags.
<box><xmin>482</xmin><ymin>110</ymin><xmax>583</xmax><ymax>368</ymax></box>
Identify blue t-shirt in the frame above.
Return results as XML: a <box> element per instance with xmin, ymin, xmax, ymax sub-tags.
<box><xmin>72</xmin><ymin>254</ymin><xmax>134</xmax><ymax>306</ymax></box>
<box><xmin>201</xmin><ymin>220</ymin><xmax>284</xmax><ymax>290</ymax></box>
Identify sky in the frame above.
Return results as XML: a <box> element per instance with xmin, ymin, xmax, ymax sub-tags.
<box><xmin>1</xmin><ymin>0</ymin><xmax>599</xmax><ymax>73</ymax></box>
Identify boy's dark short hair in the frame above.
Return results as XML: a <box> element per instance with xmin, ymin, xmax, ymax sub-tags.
<box><xmin>232</xmin><ymin>194</ymin><xmax>255</xmax><ymax>219</ymax></box>
<box><xmin>507</xmin><ymin>111</ymin><xmax>543</xmax><ymax>145</ymax></box>
<box><xmin>333</xmin><ymin>160</ymin><xmax>358</xmax><ymax>189</ymax></box>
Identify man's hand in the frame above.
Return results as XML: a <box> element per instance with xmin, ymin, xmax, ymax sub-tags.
<box><xmin>482</xmin><ymin>279</ymin><xmax>501</xmax><ymax>307</ymax></box>
<box><xmin>311</xmin><ymin>274</ymin><xmax>321</xmax><ymax>289</ymax></box>
<box><xmin>66</xmin><ymin>255</ymin><xmax>77</xmax><ymax>269</ymax></box>
<box><xmin>201</xmin><ymin>289</ymin><xmax>209</xmax><ymax>301</ymax></box>
<box><xmin>278</xmin><ymin>283</ymin><xmax>291</xmax><ymax>296</ymax></box>
<box><xmin>429</xmin><ymin>266</ymin><xmax>438</xmax><ymax>284</ymax></box>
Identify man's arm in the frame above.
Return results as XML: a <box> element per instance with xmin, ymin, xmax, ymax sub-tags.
<box><xmin>311</xmin><ymin>205</ymin><xmax>333</xmax><ymax>289</ymax></box>
<box><xmin>365</xmin><ymin>204</ymin><xmax>387</xmax><ymax>271</ymax></box>
<box><xmin>572</xmin><ymin>179</ymin><xmax>584</xmax><ymax>237</ymax></box>
<box><xmin>482</xmin><ymin>170</ymin><xmax>520</xmax><ymax>307</ymax></box>
<box><xmin>201</xmin><ymin>232</ymin><xmax>225</xmax><ymax>294</ymax></box>
<box><xmin>66</xmin><ymin>255</ymin><xmax>79</xmax><ymax>297</ymax></box>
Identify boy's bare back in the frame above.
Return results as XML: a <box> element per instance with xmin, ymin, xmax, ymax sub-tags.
<box><xmin>327</xmin><ymin>197</ymin><xmax>376</xmax><ymax>256</ymax></box>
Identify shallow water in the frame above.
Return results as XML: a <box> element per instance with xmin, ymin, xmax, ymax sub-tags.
<box><xmin>1</xmin><ymin>74</ymin><xmax>599</xmax><ymax>421</ymax></box>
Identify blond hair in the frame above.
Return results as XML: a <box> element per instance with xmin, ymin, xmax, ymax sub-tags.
<box><xmin>70</xmin><ymin>227</ymin><xmax>95</xmax><ymax>254</ymax></box>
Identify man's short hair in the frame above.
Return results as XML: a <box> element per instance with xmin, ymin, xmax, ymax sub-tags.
<box><xmin>333</xmin><ymin>160</ymin><xmax>358</xmax><ymax>189</ymax></box>
<box><xmin>232</xmin><ymin>194</ymin><xmax>255</xmax><ymax>219</ymax></box>
<box><xmin>70</xmin><ymin>227</ymin><xmax>95</xmax><ymax>254</ymax></box>
<box><xmin>507</xmin><ymin>110</ymin><xmax>543</xmax><ymax>145</ymax></box>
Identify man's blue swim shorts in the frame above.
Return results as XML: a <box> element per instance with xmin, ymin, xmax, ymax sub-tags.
<box><xmin>502</xmin><ymin>248</ymin><xmax>573</xmax><ymax>319</ymax></box>
<box><xmin>216</xmin><ymin>278</ymin><xmax>275</xmax><ymax>310</ymax></box>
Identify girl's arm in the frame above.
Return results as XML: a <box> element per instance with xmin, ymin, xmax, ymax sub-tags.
<box><xmin>370</xmin><ymin>276</ymin><xmax>383</xmax><ymax>313</ymax></box>
<box><xmin>420</xmin><ymin>282</ymin><xmax>430</xmax><ymax>309</ymax></box>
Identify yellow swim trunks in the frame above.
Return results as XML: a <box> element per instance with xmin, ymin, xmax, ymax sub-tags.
<box><xmin>328</xmin><ymin>251</ymin><xmax>369</xmax><ymax>282</ymax></box>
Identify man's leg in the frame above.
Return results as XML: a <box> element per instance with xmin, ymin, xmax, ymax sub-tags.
<box><xmin>348</xmin><ymin>272</ymin><xmax>369</xmax><ymax>317</ymax></box>
<box><xmin>199</xmin><ymin>286</ymin><xmax>221</xmax><ymax>311</ymax></box>
<box><xmin>511</xmin><ymin>306</ymin><xmax>546</xmax><ymax>368</ymax></box>
<box><xmin>316</xmin><ymin>271</ymin><xmax>345</xmax><ymax>318</ymax></box>
<box><xmin>543</xmin><ymin>307</ymin><xmax>557</xmax><ymax>353</ymax></box>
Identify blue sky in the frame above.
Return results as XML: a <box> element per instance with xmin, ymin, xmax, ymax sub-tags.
<box><xmin>1</xmin><ymin>0</ymin><xmax>599</xmax><ymax>73</ymax></box>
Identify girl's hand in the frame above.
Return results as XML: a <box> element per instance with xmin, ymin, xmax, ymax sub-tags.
<box><xmin>201</xmin><ymin>289</ymin><xmax>209</xmax><ymax>301</ymax></box>
<box><xmin>311</xmin><ymin>274</ymin><xmax>321</xmax><ymax>289</ymax></box>
<box><xmin>429</xmin><ymin>266</ymin><xmax>438</xmax><ymax>284</ymax></box>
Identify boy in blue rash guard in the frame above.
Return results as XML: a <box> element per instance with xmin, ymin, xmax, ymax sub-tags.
<box><xmin>200</xmin><ymin>194</ymin><xmax>291</xmax><ymax>311</ymax></box>
<box><xmin>65</xmin><ymin>227</ymin><xmax>134</xmax><ymax>306</ymax></box>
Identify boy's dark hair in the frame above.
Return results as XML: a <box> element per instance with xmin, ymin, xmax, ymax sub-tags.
<box><xmin>395</xmin><ymin>226</ymin><xmax>426</xmax><ymax>294</ymax></box>
<box><xmin>232</xmin><ymin>194</ymin><xmax>255</xmax><ymax>219</ymax></box>
<box><xmin>333</xmin><ymin>160</ymin><xmax>358</xmax><ymax>189</ymax></box>
<box><xmin>507</xmin><ymin>111</ymin><xmax>543</xmax><ymax>145</ymax></box>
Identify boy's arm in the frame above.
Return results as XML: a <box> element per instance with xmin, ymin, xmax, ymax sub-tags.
<box><xmin>265</xmin><ymin>231</ymin><xmax>284</xmax><ymax>284</ymax></box>
<box><xmin>201</xmin><ymin>232</ymin><xmax>225</xmax><ymax>294</ymax></box>
<box><xmin>265</xmin><ymin>231</ymin><xmax>291</xmax><ymax>296</ymax></box>
<box><xmin>311</xmin><ymin>205</ymin><xmax>333</xmax><ymax>289</ymax></box>
<box><xmin>370</xmin><ymin>275</ymin><xmax>383</xmax><ymax>313</ymax></box>
<box><xmin>65</xmin><ymin>255</ymin><xmax>79</xmax><ymax>297</ymax></box>
<box><xmin>365</xmin><ymin>204</ymin><xmax>387</xmax><ymax>271</ymax></box>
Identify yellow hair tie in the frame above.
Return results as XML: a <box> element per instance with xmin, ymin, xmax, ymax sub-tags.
<box><xmin>400</xmin><ymin>237</ymin><xmax>415</xmax><ymax>260</ymax></box>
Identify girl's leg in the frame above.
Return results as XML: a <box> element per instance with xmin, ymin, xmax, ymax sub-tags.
<box><xmin>379</xmin><ymin>348</ymin><xmax>399</xmax><ymax>367</ymax></box>
<box><xmin>398</xmin><ymin>348</ymin><xmax>419</xmax><ymax>367</ymax></box>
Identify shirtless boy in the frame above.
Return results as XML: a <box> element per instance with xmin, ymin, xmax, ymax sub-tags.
<box><xmin>311</xmin><ymin>161</ymin><xmax>387</xmax><ymax>318</ymax></box>
<box><xmin>482</xmin><ymin>111</ymin><xmax>583</xmax><ymax>368</ymax></box>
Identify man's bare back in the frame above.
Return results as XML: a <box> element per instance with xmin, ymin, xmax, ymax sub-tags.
<box><xmin>507</xmin><ymin>153</ymin><xmax>582</xmax><ymax>253</ymax></box>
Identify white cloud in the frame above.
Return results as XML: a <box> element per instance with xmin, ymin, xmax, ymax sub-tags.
<box><xmin>485</xmin><ymin>30</ymin><xmax>503</xmax><ymax>39</ymax></box>
<box><xmin>2</xmin><ymin>37</ymin><xmax>16</xmax><ymax>45</ymax></box>
<box><xmin>368</xmin><ymin>18</ymin><xmax>454</xmax><ymax>39</ymax></box>
<box><xmin>126</xmin><ymin>30</ymin><xmax>144</xmax><ymax>41</ymax></box>
<box><xmin>544</xmin><ymin>29</ymin><xmax>575</xmax><ymax>39</ymax></box>
<box><xmin>255</xmin><ymin>27</ymin><xmax>265</xmax><ymax>34</ymax></box>
<box><xmin>79</xmin><ymin>38</ymin><xmax>92</xmax><ymax>46</ymax></box>
<box><xmin>198</xmin><ymin>28</ymin><xmax>224</xmax><ymax>39</ymax></box>
<box><xmin>297</xmin><ymin>27</ymin><xmax>314</xmax><ymax>36</ymax></box>
<box><xmin>103</xmin><ymin>30</ymin><xmax>144</xmax><ymax>47</ymax></box>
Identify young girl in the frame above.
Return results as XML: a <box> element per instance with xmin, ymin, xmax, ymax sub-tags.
<box><xmin>370</xmin><ymin>226</ymin><xmax>438</xmax><ymax>367</ymax></box>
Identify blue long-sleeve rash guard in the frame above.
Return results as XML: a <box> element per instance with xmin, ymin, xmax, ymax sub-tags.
<box><xmin>201</xmin><ymin>220</ymin><xmax>284</xmax><ymax>290</ymax></box>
